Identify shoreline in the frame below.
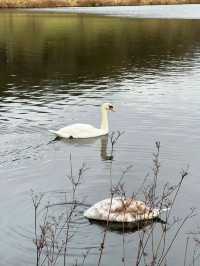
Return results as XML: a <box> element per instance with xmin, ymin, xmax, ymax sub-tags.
<box><xmin>0</xmin><ymin>0</ymin><xmax>200</xmax><ymax>8</ymax></box>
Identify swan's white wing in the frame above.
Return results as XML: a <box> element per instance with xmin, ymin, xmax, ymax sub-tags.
<box><xmin>84</xmin><ymin>197</ymin><xmax>167</xmax><ymax>223</ymax></box>
<box><xmin>52</xmin><ymin>123</ymin><xmax>106</xmax><ymax>138</ymax></box>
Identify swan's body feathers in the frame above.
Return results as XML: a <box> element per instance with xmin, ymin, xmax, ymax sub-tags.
<box><xmin>50</xmin><ymin>123</ymin><xmax>108</xmax><ymax>139</ymax></box>
<box><xmin>84</xmin><ymin>197</ymin><xmax>167</xmax><ymax>223</ymax></box>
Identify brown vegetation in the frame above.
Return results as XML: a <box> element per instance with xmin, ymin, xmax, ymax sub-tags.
<box><xmin>31</xmin><ymin>138</ymin><xmax>197</xmax><ymax>266</ymax></box>
<box><xmin>0</xmin><ymin>0</ymin><xmax>200</xmax><ymax>8</ymax></box>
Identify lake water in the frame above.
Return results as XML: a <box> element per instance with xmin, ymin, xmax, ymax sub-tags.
<box><xmin>1</xmin><ymin>6</ymin><xmax>200</xmax><ymax>265</ymax></box>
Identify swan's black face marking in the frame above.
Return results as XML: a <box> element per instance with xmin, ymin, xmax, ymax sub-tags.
<box><xmin>108</xmin><ymin>105</ymin><xmax>114</xmax><ymax>111</ymax></box>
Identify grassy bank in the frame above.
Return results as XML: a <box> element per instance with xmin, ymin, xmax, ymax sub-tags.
<box><xmin>0</xmin><ymin>0</ymin><xmax>200</xmax><ymax>8</ymax></box>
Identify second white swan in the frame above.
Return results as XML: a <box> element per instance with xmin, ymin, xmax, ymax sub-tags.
<box><xmin>84</xmin><ymin>197</ymin><xmax>167</xmax><ymax>223</ymax></box>
<box><xmin>49</xmin><ymin>103</ymin><xmax>115</xmax><ymax>139</ymax></box>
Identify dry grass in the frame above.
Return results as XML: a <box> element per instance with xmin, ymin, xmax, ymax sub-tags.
<box><xmin>0</xmin><ymin>0</ymin><xmax>200</xmax><ymax>8</ymax></box>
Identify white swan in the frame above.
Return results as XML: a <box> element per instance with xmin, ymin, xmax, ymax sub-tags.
<box><xmin>49</xmin><ymin>103</ymin><xmax>115</xmax><ymax>139</ymax></box>
<box><xmin>84</xmin><ymin>197</ymin><xmax>167</xmax><ymax>223</ymax></box>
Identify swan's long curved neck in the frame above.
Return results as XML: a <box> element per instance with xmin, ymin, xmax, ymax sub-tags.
<box><xmin>100</xmin><ymin>107</ymin><xmax>109</xmax><ymax>133</ymax></box>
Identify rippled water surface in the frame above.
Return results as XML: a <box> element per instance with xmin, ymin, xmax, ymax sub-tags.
<box><xmin>1</xmin><ymin>8</ymin><xmax>200</xmax><ymax>265</ymax></box>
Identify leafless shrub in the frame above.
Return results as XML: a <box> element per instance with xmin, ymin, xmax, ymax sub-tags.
<box><xmin>185</xmin><ymin>224</ymin><xmax>200</xmax><ymax>265</ymax></box>
<box><xmin>31</xmin><ymin>135</ymin><xmax>195</xmax><ymax>266</ymax></box>
<box><xmin>31</xmin><ymin>158</ymin><xmax>88</xmax><ymax>266</ymax></box>
<box><xmin>109</xmin><ymin>131</ymin><xmax>125</xmax><ymax>159</ymax></box>
<box><xmin>96</xmin><ymin>141</ymin><xmax>194</xmax><ymax>266</ymax></box>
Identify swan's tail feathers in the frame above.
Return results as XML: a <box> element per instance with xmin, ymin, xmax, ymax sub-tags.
<box><xmin>158</xmin><ymin>207</ymin><xmax>170</xmax><ymax>216</ymax></box>
<box><xmin>161</xmin><ymin>208</ymin><xmax>170</xmax><ymax>212</ymax></box>
<box><xmin>49</xmin><ymin>130</ymin><xmax>58</xmax><ymax>135</ymax></box>
<box><xmin>153</xmin><ymin>207</ymin><xmax>170</xmax><ymax>218</ymax></box>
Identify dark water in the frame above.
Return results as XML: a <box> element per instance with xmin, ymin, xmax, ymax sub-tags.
<box><xmin>1</xmin><ymin>9</ymin><xmax>200</xmax><ymax>265</ymax></box>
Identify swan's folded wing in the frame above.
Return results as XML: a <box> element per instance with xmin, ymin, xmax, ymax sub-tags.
<box><xmin>57</xmin><ymin>124</ymin><xmax>103</xmax><ymax>138</ymax></box>
<box><xmin>84</xmin><ymin>197</ymin><xmax>166</xmax><ymax>223</ymax></box>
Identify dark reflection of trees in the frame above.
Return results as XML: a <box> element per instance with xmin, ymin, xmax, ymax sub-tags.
<box><xmin>0</xmin><ymin>12</ymin><xmax>200</xmax><ymax>95</ymax></box>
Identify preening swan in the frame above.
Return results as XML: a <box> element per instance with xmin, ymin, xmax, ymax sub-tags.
<box><xmin>49</xmin><ymin>103</ymin><xmax>115</xmax><ymax>139</ymax></box>
<box><xmin>84</xmin><ymin>197</ymin><xmax>167</xmax><ymax>223</ymax></box>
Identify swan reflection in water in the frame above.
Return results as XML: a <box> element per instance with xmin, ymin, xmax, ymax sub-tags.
<box><xmin>88</xmin><ymin>217</ymin><xmax>166</xmax><ymax>233</ymax></box>
<box><xmin>52</xmin><ymin>134</ymin><xmax>114</xmax><ymax>161</ymax></box>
